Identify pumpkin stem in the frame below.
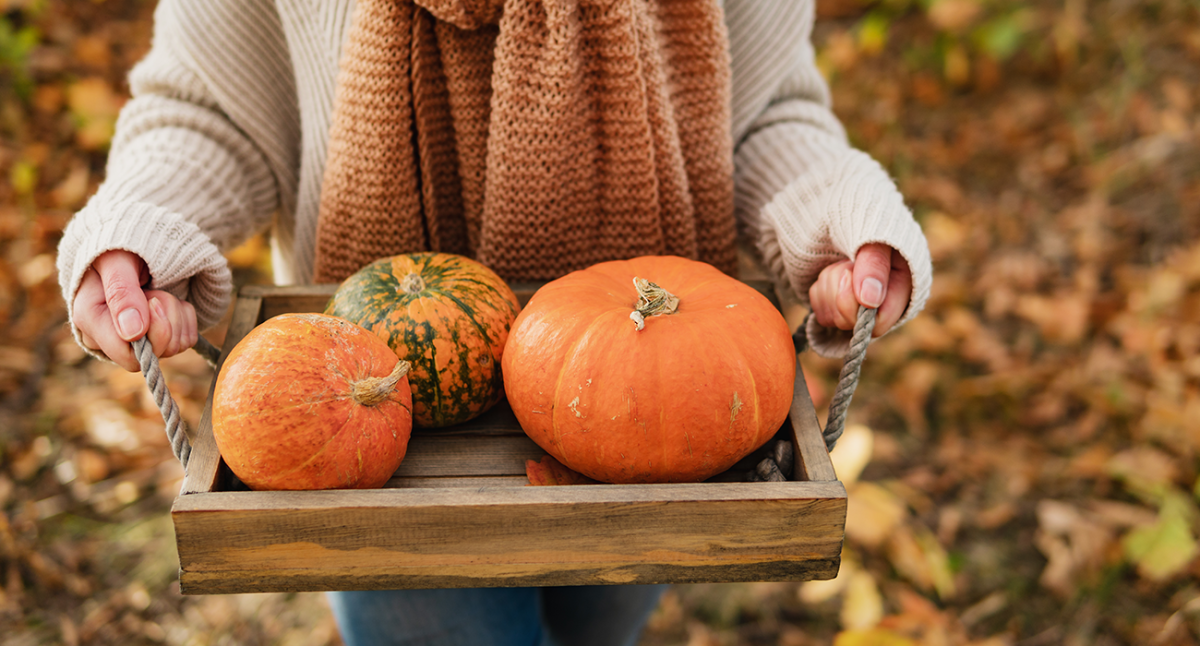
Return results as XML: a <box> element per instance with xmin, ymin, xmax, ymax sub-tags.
<box><xmin>400</xmin><ymin>273</ymin><xmax>426</xmax><ymax>294</ymax></box>
<box><xmin>351</xmin><ymin>358</ymin><xmax>411</xmax><ymax>406</ymax></box>
<box><xmin>630</xmin><ymin>277</ymin><xmax>679</xmax><ymax>331</ymax></box>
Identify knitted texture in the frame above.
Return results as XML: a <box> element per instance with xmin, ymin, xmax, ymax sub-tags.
<box><xmin>312</xmin><ymin>0</ymin><xmax>738</xmax><ymax>283</ymax></box>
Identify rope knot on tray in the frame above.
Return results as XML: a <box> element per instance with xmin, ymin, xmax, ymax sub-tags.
<box><xmin>748</xmin><ymin>306</ymin><xmax>875</xmax><ymax>482</ymax></box>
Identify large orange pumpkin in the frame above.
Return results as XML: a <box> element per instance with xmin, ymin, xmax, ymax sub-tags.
<box><xmin>211</xmin><ymin>313</ymin><xmax>413</xmax><ymax>491</ymax></box>
<box><xmin>502</xmin><ymin>256</ymin><xmax>795</xmax><ymax>483</ymax></box>
<box><xmin>325</xmin><ymin>253</ymin><xmax>521</xmax><ymax>428</ymax></box>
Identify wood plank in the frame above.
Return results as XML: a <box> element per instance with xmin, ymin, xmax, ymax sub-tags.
<box><xmin>180</xmin><ymin>559</ymin><xmax>841</xmax><ymax>594</ymax></box>
<box><xmin>395</xmin><ymin>434</ymin><xmax>546</xmax><ymax>477</ymax></box>
<box><xmin>425</xmin><ymin>400</ymin><xmax>524</xmax><ymax>436</ymax></box>
<box><xmin>790</xmin><ymin>357</ymin><xmax>838</xmax><ymax>482</ymax></box>
<box><xmin>172</xmin><ymin>481</ymin><xmax>846</xmax><ymax>593</ymax></box>
<box><xmin>240</xmin><ymin>283</ymin><xmax>335</xmax><ymax>321</ymax></box>
<box><xmin>241</xmin><ymin>283</ymin><xmax>338</xmax><ymax>299</ymax></box>
<box><xmin>385</xmin><ymin>475</ymin><xmax>529</xmax><ymax>489</ymax></box>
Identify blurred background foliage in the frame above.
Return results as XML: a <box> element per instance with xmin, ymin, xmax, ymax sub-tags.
<box><xmin>1</xmin><ymin>0</ymin><xmax>1199</xmax><ymax>644</ymax></box>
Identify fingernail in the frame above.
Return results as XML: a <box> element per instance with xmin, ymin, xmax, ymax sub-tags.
<box><xmin>861</xmin><ymin>278</ymin><xmax>884</xmax><ymax>308</ymax></box>
<box><xmin>149</xmin><ymin>298</ymin><xmax>165</xmax><ymax>321</ymax></box>
<box><xmin>117</xmin><ymin>308</ymin><xmax>143</xmax><ymax>340</ymax></box>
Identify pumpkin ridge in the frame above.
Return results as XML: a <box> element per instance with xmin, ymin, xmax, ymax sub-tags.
<box><xmin>437</xmin><ymin>302</ymin><xmax>487</xmax><ymax>424</ymax></box>
<box><xmin>439</xmin><ymin>278</ymin><xmax>520</xmax><ymax>310</ymax></box>
<box><xmin>741</xmin><ymin>340</ymin><xmax>762</xmax><ymax>458</ymax></box>
<box><xmin>420</xmin><ymin>253</ymin><xmax>463</xmax><ymax>286</ymax></box>
<box><xmin>424</xmin><ymin>287</ymin><xmax>479</xmax><ymax>322</ymax></box>
<box><xmin>586</xmin><ymin>263</ymin><xmax>646</xmax><ymax>304</ymax></box>
<box><xmin>676</xmin><ymin>319</ymin><xmax>712</xmax><ymax>476</ymax></box>
<box><xmin>670</xmin><ymin>276</ymin><xmax>731</xmax><ymax>303</ymax></box>
<box><xmin>255</xmin><ymin>403</ymin><xmax>401</xmax><ymax>487</ymax></box>
<box><xmin>656</xmin><ymin>328</ymin><xmax>668</xmax><ymax>479</ymax></box>
<box><xmin>423</xmin><ymin>287</ymin><xmax>508</xmax><ymax>380</ymax></box>
<box><xmin>697</xmin><ymin>316</ymin><xmax>762</xmax><ymax>465</ymax></box>
<box><xmin>550</xmin><ymin>307</ymin><xmax>623</xmax><ymax>468</ymax></box>
<box><xmin>408</xmin><ymin>306</ymin><xmax>445</xmax><ymax>425</ymax></box>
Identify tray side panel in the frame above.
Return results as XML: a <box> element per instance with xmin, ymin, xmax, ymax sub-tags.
<box><xmin>173</xmin><ymin>482</ymin><xmax>846</xmax><ymax>594</ymax></box>
<box><xmin>790</xmin><ymin>357</ymin><xmax>838</xmax><ymax>482</ymax></box>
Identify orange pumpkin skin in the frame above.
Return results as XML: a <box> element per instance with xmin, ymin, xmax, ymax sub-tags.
<box><xmin>211</xmin><ymin>313</ymin><xmax>413</xmax><ymax>491</ymax></box>
<box><xmin>502</xmin><ymin>256</ymin><xmax>795</xmax><ymax>484</ymax></box>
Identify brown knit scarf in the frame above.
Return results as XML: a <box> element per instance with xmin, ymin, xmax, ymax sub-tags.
<box><xmin>312</xmin><ymin>0</ymin><xmax>737</xmax><ymax>284</ymax></box>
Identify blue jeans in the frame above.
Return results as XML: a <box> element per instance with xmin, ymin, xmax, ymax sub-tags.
<box><xmin>326</xmin><ymin>585</ymin><xmax>667</xmax><ymax>646</ymax></box>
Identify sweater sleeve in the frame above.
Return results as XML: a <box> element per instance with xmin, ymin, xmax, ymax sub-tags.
<box><xmin>55</xmin><ymin>0</ymin><xmax>300</xmax><ymax>346</ymax></box>
<box><xmin>725</xmin><ymin>0</ymin><xmax>932</xmax><ymax>357</ymax></box>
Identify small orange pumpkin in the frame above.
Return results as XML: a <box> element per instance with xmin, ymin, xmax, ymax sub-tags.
<box><xmin>211</xmin><ymin>313</ymin><xmax>413</xmax><ymax>491</ymax></box>
<box><xmin>502</xmin><ymin>256</ymin><xmax>795</xmax><ymax>483</ymax></box>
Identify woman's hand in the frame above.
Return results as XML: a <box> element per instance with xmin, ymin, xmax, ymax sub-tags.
<box><xmin>73</xmin><ymin>249</ymin><xmax>199</xmax><ymax>372</ymax></box>
<box><xmin>809</xmin><ymin>242</ymin><xmax>912</xmax><ymax>338</ymax></box>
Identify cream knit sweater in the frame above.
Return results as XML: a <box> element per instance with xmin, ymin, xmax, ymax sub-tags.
<box><xmin>56</xmin><ymin>0</ymin><xmax>932</xmax><ymax>358</ymax></box>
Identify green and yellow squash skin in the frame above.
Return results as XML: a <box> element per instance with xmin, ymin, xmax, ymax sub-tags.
<box><xmin>325</xmin><ymin>253</ymin><xmax>521</xmax><ymax>428</ymax></box>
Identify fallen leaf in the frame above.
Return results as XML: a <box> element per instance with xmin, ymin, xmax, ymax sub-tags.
<box><xmin>830</xmin><ymin>424</ymin><xmax>873</xmax><ymax>486</ymax></box>
<box><xmin>833</xmin><ymin>627</ymin><xmax>915</xmax><ymax>646</ymax></box>
<box><xmin>17</xmin><ymin>253</ymin><xmax>55</xmax><ymax>288</ymax></box>
<box><xmin>817</xmin><ymin>0</ymin><xmax>868</xmax><ymax>20</ymax></box>
<box><xmin>1122</xmin><ymin>491</ymin><xmax>1199</xmax><ymax>582</ymax></box>
<box><xmin>71</xmin><ymin>35</ymin><xmax>113</xmax><ymax>71</ymax></box>
<box><xmin>525</xmin><ymin>456</ymin><xmax>598</xmax><ymax>486</ymax></box>
<box><xmin>1034</xmin><ymin>500</ymin><xmax>1116</xmax><ymax>597</ymax></box>
<box><xmin>81</xmin><ymin>400</ymin><xmax>140</xmax><ymax>452</ymax></box>
<box><xmin>1014</xmin><ymin>292</ymin><xmax>1091</xmax><ymax>344</ymax></box>
<box><xmin>887</xmin><ymin>360</ymin><xmax>940</xmax><ymax>435</ymax></box>
<box><xmin>820</xmin><ymin>29</ymin><xmax>860</xmax><ymax>74</ymax></box>
<box><xmin>926</xmin><ymin>0</ymin><xmax>983</xmax><ymax>33</ymax></box>
<box><xmin>1087</xmin><ymin>499</ymin><xmax>1158</xmax><ymax>529</ymax></box>
<box><xmin>886</xmin><ymin>525</ymin><xmax>957</xmax><ymax>600</ymax></box>
<box><xmin>50</xmin><ymin>163</ymin><xmax>91</xmax><ymax>209</ymax></box>
<box><xmin>856</xmin><ymin>13</ymin><xmax>889</xmax><ymax>56</ymax></box>
<box><xmin>1129</xmin><ymin>267</ymin><xmax>1187</xmax><ymax>316</ymax></box>
<box><xmin>840</xmin><ymin>570</ymin><xmax>883</xmax><ymax>631</ymax></box>
<box><xmin>845</xmin><ymin>481</ymin><xmax>908</xmax><ymax>549</ymax></box>
<box><xmin>923</xmin><ymin>212</ymin><xmax>968</xmax><ymax>262</ymax></box>
<box><xmin>1108</xmin><ymin>446</ymin><xmax>1180</xmax><ymax>502</ymax></box>
<box><xmin>32</xmin><ymin>83</ymin><xmax>63</xmax><ymax>116</ymax></box>
<box><xmin>944</xmin><ymin>43</ymin><xmax>971</xmax><ymax>86</ymax></box>
<box><xmin>67</xmin><ymin>78</ymin><xmax>124</xmax><ymax>150</ymax></box>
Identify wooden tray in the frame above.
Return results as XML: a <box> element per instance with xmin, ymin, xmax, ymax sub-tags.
<box><xmin>171</xmin><ymin>283</ymin><xmax>847</xmax><ymax>595</ymax></box>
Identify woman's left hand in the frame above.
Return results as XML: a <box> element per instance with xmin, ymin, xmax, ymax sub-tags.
<box><xmin>808</xmin><ymin>242</ymin><xmax>912</xmax><ymax>338</ymax></box>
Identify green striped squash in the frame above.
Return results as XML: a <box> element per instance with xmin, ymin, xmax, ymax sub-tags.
<box><xmin>325</xmin><ymin>253</ymin><xmax>521</xmax><ymax>428</ymax></box>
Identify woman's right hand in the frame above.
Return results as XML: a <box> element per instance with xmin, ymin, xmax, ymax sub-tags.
<box><xmin>73</xmin><ymin>249</ymin><xmax>199</xmax><ymax>372</ymax></box>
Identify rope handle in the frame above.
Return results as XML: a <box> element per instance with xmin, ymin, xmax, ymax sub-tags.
<box><xmin>134</xmin><ymin>335</ymin><xmax>221</xmax><ymax>470</ymax></box>
<box><xmin>751</xmin><ymin>305</ymin><xmax>875</xmax><ymax>482</ymax></box>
